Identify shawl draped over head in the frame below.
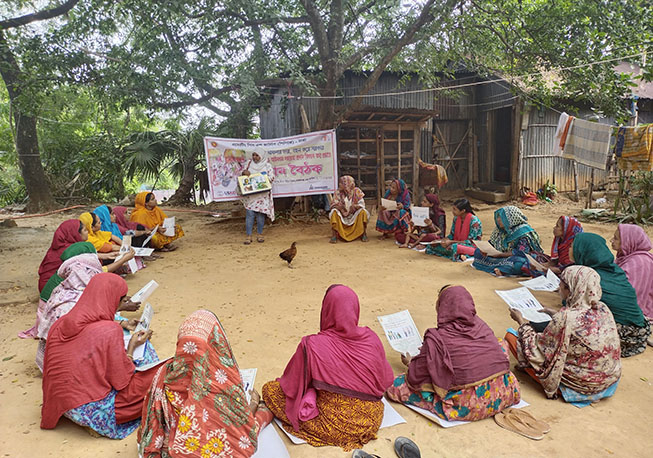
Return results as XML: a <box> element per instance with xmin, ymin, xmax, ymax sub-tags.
<box><xmin>37</xmin><ymin>220</ymin><xmax>82</xmax><ymax>292</ymax></box>
<box><xmin>79</xmin><ymin>212</ymin><xmax>113</xmax><ymax>251</ymax></box>
<box><xmin>406</xmin><ymin>286</ymin><xmax>509</xmax><ymax>397</ymax></box>
<box><xmin>425</xmin><ymin>193</ymin><xmax>446</xmax><ymax>228</ymax></box>
<box><xmin>332</xmin><ymin>175</ymin><xmax>365</xmax><ymax>209</ymax></box>
<box><xmin>384</xmin><ymin>179</ymin><xmax>411</xmax><ymax>210</ymax></box>
<box><xmin>138</xmin><ymin>310</ymin><xmax>260</xmax><ymax>458</ymax></box>
<box><xmin>113</xmin><ymin>206</ymin><xmax>139</xmax><ymax>232</ymax></box>
<box><xmin>39</xmin><ymin>242</ymin><xmax>97</xmax><ymax>302</ymax></box>
<box><xmin>245</xmin><ymin>148</ymin><xmax>271</xmax><ymax>175</ymax></box>
<box><xmin>41</xmin><ymin>273</ymin><xmax>133</xmax><ymax>429</ymax></box>
<box><xmin>278</xmin><ymin>285</ymin><xmax>394</xmax><ymax>431</ymax></box>
<box><xmin>519</xmin><ymin>266</ymin><xmax>621</xmax><ymax>398</ymax></box>
<box><xmin>453</xmin><ymin>213</ymin><xmax>474</xmax><ymax>241</ymax></box>
<box><xmin>573</xmin><ymin>233</ymin><xmax>646</xmax><ymax>327</ymax></box>
<box><xmin>551</xmin><ymin>216</ymin><xmax>583</xmax><ymax>267</ymax></box>
<box><xmin>616</xmin><ymin>224</ymin><xmax>653</xmax><ymax>318</ymax></box>
<box><xmin>130</xmin><ymin>191</ymin><xmax>167</xmax><ymax>229</ymax></box>
<box><xmin>94</xmin><ymin>204</ymin><xmax>123</xmax><ymax>239</ymax></box>
<box><xmin>489</xmin><ymin>206</ymin><xmax>542</xmax><ymax>252</ymax></box>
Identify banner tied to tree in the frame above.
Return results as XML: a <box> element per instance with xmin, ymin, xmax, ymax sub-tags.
<box><xmin>203</xmin><ymin>130</ymin><xmax>338</xmax><ymax>201</ymax></box>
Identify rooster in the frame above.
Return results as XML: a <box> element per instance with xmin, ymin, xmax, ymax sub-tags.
<box><xmin>279</xmin><ymin>242</ymin><xmax>297</xmax><ymax>268</ymax></box>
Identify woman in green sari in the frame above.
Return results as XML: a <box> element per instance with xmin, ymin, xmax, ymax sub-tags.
<box><xmin>572</xmin><ymin>232</ymin><xmax>650</xmax><ymax>357</ymax></box>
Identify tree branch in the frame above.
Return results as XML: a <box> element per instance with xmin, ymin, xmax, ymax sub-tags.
<box><xmin>0</xmin><ymin>0</ymin><xmax>80</xmax><ymax>30</ymax></box>
<box><xmin>218</xmin><ymin>10</ymin><xmax>309</xmax><ymax>26</ymax></box>
<box><xmin>301</xmin><ymin>0</ymin><xmax>331</xmax><ymax>63</ymax></box>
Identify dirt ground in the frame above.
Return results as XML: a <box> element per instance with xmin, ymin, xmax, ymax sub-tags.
<box><xmin>1</xmin><ymin>196</ymin><xmax>652</xmax><ymax>458</ymax></box>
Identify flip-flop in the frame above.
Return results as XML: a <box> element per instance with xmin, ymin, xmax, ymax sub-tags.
<box><xmin>351</xmin><ymin>450</ymin><xmax>381</xmax><ymax>458</ymax></box>
<box><xmin>394</xmin><ymin>436</ymin><xmax>421</xmax><ymax>458</ymax></box>
<box><xmin>505</xmin><ymin>408</ymin><xmax>550</xmax><ymax>434</ymax></box>
<box><xmin>330</xmin><ymin>236</ymin><xmax>338</xmax><ymax>244</ymax></box>
<box><xmin>494</xmin><ymin>410</ymin><xmax>544</xmax><ymax>440</ymax></box>
<box><xmin>361</xmin><ymin>234</ymin><xmax>368</xmax><ymax>242</ymax></box>
<box><xmin>243</xmin><ymin>239</ymin><xmax>252</xmax><ymax>245</ymax></box>
<box><xmin>257</xmin><ymin>237</ymin><xmax>264</xmax><ymax>243</ymax></box>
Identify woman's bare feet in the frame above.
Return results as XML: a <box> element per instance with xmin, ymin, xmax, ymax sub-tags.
<box><xmin>494</xmin><ymin>268</ymin><xmax>504</xmax><ymax>277</ymax></box>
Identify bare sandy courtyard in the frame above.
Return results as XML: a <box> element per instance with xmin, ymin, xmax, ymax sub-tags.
<box><xmin>1</xmin><ymin>198</ymin><xmax>652</xmax><ymax>457</ymax></box>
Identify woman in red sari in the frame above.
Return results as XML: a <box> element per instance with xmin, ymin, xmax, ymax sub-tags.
<box><xmin>37</xmin><ymin>219</ymin><xmax>85</xmax><ymax>292</ymax></box>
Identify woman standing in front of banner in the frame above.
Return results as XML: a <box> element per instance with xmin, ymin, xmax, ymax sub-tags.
<box><xmin>241</xmin><ymin>148</ymin><xmax>275</xmax><ymax>245</ymax></box>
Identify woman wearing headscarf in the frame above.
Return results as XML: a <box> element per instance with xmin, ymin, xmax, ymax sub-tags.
<box><xmin>549</xmin><ymin>216</ymin><xmax>583</xmax><ymax>273</ymax></box>
<box><xmin>505</xmin><ymin>266</ymin><xmax>622</xmax><ymax>405</ymax></box>
<box><xmin>37</xmin><ymin>219</ymin><xmax>85</xmax><ymax>292</ymax></box>
<box><xmin>396</xmin><ymin>193</ymin><xmax>445</xmax><ymax>248</ymax></box>
<box><xmin>79</xmin><ymin>211</ymin><xmax>121</xmax><ymax>252</ymax></box>
<box><xmin>387</xmin><ymin>286</ymin><xmax>520</xmax><ymax>421</ymax></box>
<box><xmin>472</xmin><ymin>206</ymin><xmax>545</xmax><ymax>276</ymax></box>
<box><xmin>113</xmin><ymin>206</ymin><xmax>152</xmax><ymax>247</ymax></box>
<box><xmin>573</xmin><ymin>232</ymin><xmax>650</xmax><ymax>357</ymax></box>
<box><xmin>41</xmin><ymin>273</ymin><xmax>159</xmax><ymax>438</ymax></box>
<box><xmin>329</xmin><ymin>175</ymin><xmax>369</xmax><ymax>243</ymax></box>
<box><xmin>426</xmin><ymin>198</ymin><xmax>482</xmax><ymax>260</ymax></box>
<box><xmin>240</xmin><ymin>148</ymin><xmax>275</xmax><ymax>244</ymax></box>
<box><xmin>613</xmin><ymin>224</ymin><xmax>653</xmax><ymax>321</ymax></box>
<box><xmin>94</xmin><ymin>205</ymin><xmax>123</xmax><ymax>240</ymax></box>
<box><xmin>262</xmin><ymin>285</ymin><xmax>394</xmax><ymax>451</ymax></box>
<box><xmin>130</xmin><ymin>192</ymin><xmax>185</xmax><ymax>250</ymax></box>
<box><xmin>138</xmin><ymin>310</ymin><xmax>273</xmax><ymax>457</ymax></box>
<box><xmin>375</xmin><ymin>178</ymin><xmax>411</xmax><ymax>237</ymax></box>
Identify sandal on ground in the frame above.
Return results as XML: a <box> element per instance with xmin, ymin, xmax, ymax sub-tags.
<box><xmin>352</xmin><ymin>450</ymin><xmax>381</xmax><ymax>458</ymax></box>
<box><xmin>361</xmin><ymin>234</ymin><xmax>368</xmax><ymax>242</ymax></box>
<box><xmin>257</xmin><ymin>236</ymin><xmax>264</xmax><ymax>243</ymax></box>
<box><xmin>394</xmin><ymin>436</ymin><xmax>421</xmax><ymax>458</ymax></box>
<box><xmin>505</xmin><ymin>408</ymin><xmax>550</xmax><ymax>434</ymax></box>
<box><xmin>330</xmin><ymin>236</ymin><xmax>338</xmax><ymax>244</ymax></box>
<box><xmin>493</xmin><ymin>410</ymin><xmax>544</xmax><ymax>440</ymax></box>
<box><xmin>243</xmin><ymin>239</ymin><xmax>252</xmax><ymax>245</ymax></box>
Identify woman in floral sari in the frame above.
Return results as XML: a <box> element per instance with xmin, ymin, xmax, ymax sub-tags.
<box><xmin>505</xmin><ymin>266</ymin><xmax>622</xmax><ymax>406</ymax></box>
<box><xmin>387</xmin><ymin>285</ymin><xmax>520</xmax><ymax>421</ymax></box>
<box><xmin>375</xmin><ymin>179</ymin><xmax>411</xmax><ymax>237</ymax></box>
<box><xmin>138</xmin><ymin>310</ymin><xmax>273</xmax><ymax>458</ymax></box>
<box><xmin>329</xmin><ymin>175</ymin><xmax>369</xmax><ymax>243</ymax></box>
<box><xmin>130</xmin><ymin>191</ymin><xmax>185</xmax><ymax>250</ymax></box>
<box><xmin>473</xmin><ymin>206</ymin><xmax>545</xmax><ymax>276</ymax></box>
<box><xmin>426</xmin><ymin>198</ymin><xmax>481</xmax><ymax>260</ymax></box>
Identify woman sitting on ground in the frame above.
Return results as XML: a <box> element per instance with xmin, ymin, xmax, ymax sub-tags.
<box><xmin>375</xmin><ymin>179</ymin><xmax>411</xmax><ymax>237</ymax></box>
<box><xmin>547</xmin><ymin>216</ymin><xmax>583</xmax><ymax>274</ymax></box>
<box><xmin>113</xmin><ymin>205</ymin><xmax>153</xmax><ymax>247</ymax></box>
<box><xmin>397</xmin><ymin>193</ymin><xmax>444</xmax><ymax>249</ymax></box>
<box><xmin>505</xmin><ymin>266</ymin><xmax>622</xmax><ymax>405</ymax></box>
<box><xmin>80</xmin><ymin>212</ymin><xmax>121</xmax><ymax>253</ymax></box>
<box><xmin>130</xmin><ymin>191</ymin><xmax>185</xmax><ymax>250</ymax></box>
<box><xmin>41</xmin><ymin>273</ymin><xmax>159</xmax><ymax>438</ymax></box>
<box><xmin>94</xmin><ymin>204</ymin><xmax>124</xmax><ymax>240</ymax></box>
<box><xmin>37</xmin><ymin>219</ymin><xmax>84</xmax><ymax>292</ymax></box>
<box><xmin>473</xmin><ymin>205</ymin><xmax>545</xmax><ymax>276</ymax></box>
<box><xmin>573</xmin><ymin>232</ymin><xmax>650</xmax><ymax>357</ymax></box>
<box><xmin>262</xmin><ymin>285</ymin><xmax>394</xmax><ymax>451</ymax></box>
<box><xmin>138</xmin><ymin>310</ymin><xmax>273</xmax><ymax>458</ymax></box>
<box><xmin>387</xmin><ymin>285</ymin><xmax>520</xmax><ymax>422</ymax></box>
<box><xmin>426</xmin><ymin>198</ymin><xmax>482</xmax><ymax>260</ymax></box>
<box><xmin>613</xmin><ymin>224</ymin><xmax>653</xmax><ymax>324</ymax></box>
<box><xmin>329</xmin><ymin>175</ymin><xmax>369</xmax><ymax>243</ymax></box>
<box><xmin>240</xmin><ymin>149</ymin><xmax>275</xmax><ymax>245</ymax></box>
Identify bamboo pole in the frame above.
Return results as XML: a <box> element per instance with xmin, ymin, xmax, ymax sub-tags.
<box><xmin>572</xmin><ymin>160</ymin><xmax>580</xmax><ymax>202</ymax></box>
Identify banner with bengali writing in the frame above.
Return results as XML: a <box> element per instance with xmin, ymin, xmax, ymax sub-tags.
<box><xmin>203</xmin><ymin>130</ymin><xmax>338</xmax><ymax>201</ymax></box>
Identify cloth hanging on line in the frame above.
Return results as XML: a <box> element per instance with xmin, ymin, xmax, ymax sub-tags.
<box><xmin>557</xmin><ymin>115</ymin><xmax>613</xmax><ymax>170</ymax></box>
<box><xmin>614</xmin><ymin>124</ymin><xmax>653</xmax><ymax>172</ymax></box>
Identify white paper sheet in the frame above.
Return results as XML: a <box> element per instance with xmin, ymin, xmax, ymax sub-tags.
<box><xmin>275</xmin><ymin>398</ymin><xmax>405</xmax><ymax>445</ymax></box>
<box><xmin>141</xmin><ymin>225</ymin><xmax>159</xmax><ymax>247</ymax></box>
<box><xmin>133</xmin><ymin>247</ymin><xmax>154</xmax><ymax>257</ymax></box>
<box><xmin>134</xmin><ymin>303</ymin><xmax>153</xmax><ymax>333</ymax></box>
<box><xmin>115</xmin><ymin>235</ymin><xmax>132</xmax><ymax>262</ymax></box>
<box><xmin>473</xmin><ymin>240</ymin><xmax>504</xmax><ymax>257</ymax></box>
<box><xmin>411</xmin><ymin>206</ymin><xmax>430</xmax><ymax>226</ymax></box>
<box><xmin>519</xmin><ymin>269</ymin><xmax>561</xmax><ymax>292</ymax></box>
<box><xmin>405</xmin><ymin>399</ymin><xmax>529</xmax><ymax>428</ymax></box>
<box><xmin>495</xmin><ymin>287</ymin><xmax>552</xmax><ymax>322</ymax></box>
<box><xmin>135</xmin><ymin>356</ymin><xmax>172</xmax><ymax>372</ymax></box>
<box><xmin>377</xmin><ymin>310</ymin><xmax>423</xmax><ymax>357</ymax></box>
<box><xmin>381</xmin><ymin>198</ymin><xmax>398</xmax><ymax>211</ymax></box>
<box><xmin>163</xmin><ymin>217</ymin><xmax>175</xmax><ymax>236</ymax></box>
<box><xmin>127</xmin><ymin>258</ymin><xmax>139</xmax><ymax>274</ymax></box>
<box><xmin>131</xmin><ymin>280</ymin><xmax>159</xmax><ymax>304</ymax></box>
<box><xmin>123</xmin><ymin>333</ymin><xmax>146</xmax><ymax>360</ymax></box>
<box><xmin>420</xmin><ymin>240</ymin><xmax>443</xmax><ymax>245</ymax></box>
<box><xmin>239</xmin><ymin>368</ymin><xmax>257</xmax><ymax>403</ymax></box>
<box><xmin>525</xmin><ymin>253</ymin><xmax>546</xmax><ymax>272</ymax></box>
<box><xmin>252</xmin><ymin>424</ymin><xmax>290</xmax><ymax>458</ymax></box>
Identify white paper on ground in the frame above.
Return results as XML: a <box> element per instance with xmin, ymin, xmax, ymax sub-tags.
<box><xmin>135</xmin><ymin>356</ymin><xmax>172</xmax><ymax>372</ymax></box>
<box><xmin>141</xmin><ymin>225</ymin><xmax>159</xmax><ymax>247</ymax></box>
<box><xmin>123</xmin><ymin>334</ymin><xmax>146</xmax><ymax>360</ymax></box>
<box><xmin>377</xmin><ymin>310</ymin><xmax>423</xmax><ymax>357</ymax></box>
<box><xmin>275</xmin><ymin>398</ymin><xmax>405</xmax><ymax>445</ymax></box>
<box><xmin>163</xmin><ymin>217</ymin><xmax>175</xmax><ymax>236</ymax></box>
<box><xmin>132</xmin><ymin>280</ymin><xmax>159</xmax><ymax>304</ymax></box>
<box><xmin>411</xmin><ymin>206</ymin><xmax>430</xmax><ymax>226</ymax></box>
<box><xmin>405</xmin><ymin>399</ymin><xmax>529</xmax><ymax>428</ymax></box>
<box><xmin>420</xmin><ymin>240</ymin><xmax>443</xmax><ymax>245</ymax></box>
<box><xmin>252</xmin><ymin>424</ymin><xmax>290</xmax><ymax>458</ymax></box>
<box><xmin>381</xmin><ymin>198</ymin><xmax>398</xmax><ymax>211</ymax></box>
<box><xmin>473</xmin><ymin>240</ymin><xmax>504</xmax><ymax>257</ymax></box>
<box><xmin>133</xmin><ymin>247</ymin><xmax>154</xmax><ymax>257</ymax></box>
<box><xmin>519</xmin><ymin>269</ymin><xmax>560</xmax><ymax>292</ymax></box>
<box><xmin>495</xmin><ymin>287</ymin><xmax>552</xmax><ymax>322</ymax></box>
<box><xmin>239</xmin><ymin>368</ymin><xmax>257</xmax><ymax>403</ymax></box>
<box><xmin>135</xmin><ymin>303</ymin><xmax>153</xmax><ymax>333</ymax></box>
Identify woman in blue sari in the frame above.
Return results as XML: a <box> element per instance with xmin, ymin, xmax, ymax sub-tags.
<box><xmin>472</xmin><ymin>206</ymin><xmax>545</xmax><ymax>276</ymax></box>
<box><xmin>376</xmin><ymin>179</ymin><xmax>411</xmax><ymax>237</ymax></box>
<box><xmin>94</xmin><ymin>205</ymin><xmax>124</xmax><ymax>240</ymax></box>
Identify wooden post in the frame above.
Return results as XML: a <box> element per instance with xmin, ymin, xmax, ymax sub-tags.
<box><xmin>397</xmin><ymin>124</ymin><xmax>402</xmax><ymax>180</ymax></box>
<box><xmin>413</xmin><ymin>125</ymin><xmax>420</xmax><ymax>193</ymax></box>
<box><xmin>378</xmin><ymin>127</ymin><xmax>384</xmax><ymax>202</ymax></box>
<box><xmin>572</xmin><ymin>160</ymin><xmax>580</xmax><ymax>202</ymax></box>
<box><xmin>467</xmin><ymin>120</ymin><xmax>474</xmax><ymax>188</ymax></box>
<box><xmin>586</xmin><ymin>169</ymin><xmax>595</xmax><ymax>209</ymax></box>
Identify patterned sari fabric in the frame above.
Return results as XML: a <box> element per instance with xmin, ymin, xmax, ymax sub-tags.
<box><xmin>426</xmin><ymin>214</ymin><xmax>482</xmax><ymax>260</ymax></box>
<box><xmin>616</xmin><ymin>224</ymin><xmax>653</xmax><ymax>319</ymax></box>
<box><xmin>551</xmin><ymin>216</ymin><xmax>583</xmax><ymax>268</ymax></box>
<box><xmin>329</xmin><ymin>176</ymin><xmax>369</xmax><ymax>241</ymax></box>
<box><xmin>515</xmin><ymin>266</ymin><xmax>622</xmax><ymax>399</ymax></box>
<box><xmin>375</xmin><ymin>179</ymin><xmax>411</xmax><ymax>234</ymax></box>
<box><xmin>138</xmin><ymin>310</ymin><xmax>272</xmax><ymax>458</ymax></box>
<box><xmin>473</xmin><ymin>206</ymin><xmax>544</xmax><ymax>276</ymax></box>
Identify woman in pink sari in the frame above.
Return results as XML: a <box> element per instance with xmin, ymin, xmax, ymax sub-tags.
<box><xmin>262</xmin><ymin>285</ymin><xmax>394</xmax><ymax>450</ymax></box>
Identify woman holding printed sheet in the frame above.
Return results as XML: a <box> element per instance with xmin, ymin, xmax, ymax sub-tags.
<box><xmin>262</xmin><ymin>285</ymin><xmax>393</xmax><ymax>450</ymax></box>
<box><xmin>240</xmin><ymin>148</ymin><xmax>275</xmax><ymax>245</ymax></box>
<box><xmin>79</xmin><ymin>211</ymin><xmax>121</xmax><ymax>253</ymax></box>
<box><xmin>387</xmin><ymin>285</ymin><xmax>521</xmax><ymax>422</ymax></box>
<box><xmin>425</xmin><ymin>198</ymin><xmax>481</xmax><ymax>260</ymax></box>
<box><xmin>130</xmin><ymin>191</ymin><xmax>184</xmax><ymax>250</ymax></box>
<box><xmin>505</xmin><ymin>266</ymin><xmax>622</xmax><ymax>405</ymax></box>
<box><xmin>329</xmin><ymin>175</ymin><xmax>369</xmax><ymax>243</ymax></box>
<box><xmin>375</xmin><ymin>178</ymin><xmax>411</xmax><ymax>237</ymax></box>
<box><xmin>396</xmin><ymin>193</ymin><xmax>444</xmax><ymax>248</ymax></box>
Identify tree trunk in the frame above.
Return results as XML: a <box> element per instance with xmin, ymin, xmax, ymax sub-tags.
<box><xmin>0</xmin><ymin>31</ymin><xmax>55</xmax><ymax>212</ymax></box>
<box><xmin>168</xmin><ymin>157</ymin><xmax>196</xmax><ymax>205</ymax></box>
